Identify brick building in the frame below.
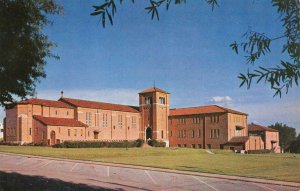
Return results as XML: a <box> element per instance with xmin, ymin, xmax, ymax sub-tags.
<box><xmin>3</xmin><ymin>87</ymin><xmax>279</xmax><ymax>152</ymax></box>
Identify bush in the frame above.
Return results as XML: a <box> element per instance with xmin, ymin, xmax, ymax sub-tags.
<box><xmin>247</xmin><ymin>150</ymin><xmax>274</xmax><ymax>154</ymax></box>
<box><xmin>147</xmin><ymin>139</ymin><xmax>166</xmax><ymax>147</ymax></box>
<box><xmin>52</xmin><ymin>139</ymin><xmax>144</xmax><ymax>148</ymax></box>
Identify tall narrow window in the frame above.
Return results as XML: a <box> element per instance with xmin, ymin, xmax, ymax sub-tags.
<box><xmin>102</xmin><ymin>113</ymin><xmax>108</xmax><ymax>127</ymax></box>
<box><xmin>118</xmin><ymin>115</ymin><xmax>123</xmax><ymax>128</ymax></box>
<box><xmin>29</xmin><ymin>128</ymin><xmax>32</xmax><ymax>135</ymax></box>
<box><xmin>74</xmin><ymin>129</ymin><xmax>77</xmax><ymax>136</ymax></box>
<box><xmin>192</xmin><ymin>130</ymin><xmax>195</xmax><ymax>138</ymax></box>
<box><xmin>161</xmin><ymin>130</ymin><xmax>164</xmax><ymax>139</ymax></box>
<box><xmin>68</xmin><ymin>129</ymin><xmax>70</xmax><ymax>136</ymax></box>
<box><xmin>132</xmin><ymin>116</ymin><xmax>137</xmax><ymax>128</ymax></box>
<box><xmin>81</xmin><ymin>129</ymin><xmax>83</xmax><ymax>136</ymax></box>
<box><xmin>86</xmin><ymin>112</ymin><xmax>92</xmax><ymax>126</ymax></box>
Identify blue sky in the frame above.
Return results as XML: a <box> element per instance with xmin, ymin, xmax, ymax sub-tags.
<box><xmin>1</xmin><ymin>0</ymin><xmax>299</xmax><ymax>132</ymax></box>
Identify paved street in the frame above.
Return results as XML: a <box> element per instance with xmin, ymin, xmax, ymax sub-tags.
<box><xmin>0</xmin><ymin>152</ymin><xmax>299</xmax><ymax>191</ymax></box>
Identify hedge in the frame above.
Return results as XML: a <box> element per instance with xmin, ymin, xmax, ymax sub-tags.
<box><xmin>53</xmin><ymin>139</ymin><xmax>144</xmax><ymax>148</ymax></box>
<box><xmin>147</xmin><ymin>139</ymin><xmax>166</xmax><ymax>147</ymax></box>
<box><xmin>247</xmin><ymin>150</ymin><xmax>274</xmax><ymax>154</ymax></box>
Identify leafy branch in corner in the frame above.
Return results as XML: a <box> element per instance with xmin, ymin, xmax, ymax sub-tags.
<box><xmin>231</xmin><ymin>0</ymin><xmax>299</xmax><ymax>97</ymax></box>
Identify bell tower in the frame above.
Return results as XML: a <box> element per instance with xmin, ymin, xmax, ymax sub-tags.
<box><xmin>139</xmin><ymin>87</ymin><xmax>170</xmax><ymax>145</ymax></box>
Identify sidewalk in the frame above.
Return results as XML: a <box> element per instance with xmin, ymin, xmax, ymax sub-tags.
<box><xmin>1</xmin><ymin>151</ymin><xmax>299</xmax><ymax>188</ymax></box>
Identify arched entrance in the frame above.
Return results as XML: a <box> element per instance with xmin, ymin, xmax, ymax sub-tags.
<box><xmin>146</xmin><ymin>127</ymin><xmax>152</xmax><ymax>140</ymax></box>
<box><xmin>50</xmin><ymin>131</ymin><xmax>56</xmax><ymax>145</ymax></box>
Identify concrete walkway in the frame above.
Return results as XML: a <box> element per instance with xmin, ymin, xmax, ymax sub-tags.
<box><xmin>0</xmin><ymin>151</ymin><xmax>299</xmax><ymax>190</ymax></box>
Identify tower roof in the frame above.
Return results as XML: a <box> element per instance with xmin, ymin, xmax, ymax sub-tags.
<box><xmin>139</xmin><ymin>87</ymin><xmax>169</xmax><ymax>94</ymax></box>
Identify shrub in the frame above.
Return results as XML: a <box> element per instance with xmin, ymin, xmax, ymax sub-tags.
<box><xmin>52</xmin><ymin>139</ymin><xmax>145</xmax><ymax>148</ymax></box>
<box><xmin>147</xmin><ymin>139</ymin><xmax>166</xmax><ymax>147</ymax></box>
<box><xmin>247</xmin><ymin>150</ymin><xmax>274</xmax><ymax>154</ymax></box>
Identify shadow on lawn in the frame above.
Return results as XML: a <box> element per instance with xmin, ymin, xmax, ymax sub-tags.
<box><xmin>0</xmin><ymin>171</ymin><xmax>121</xmax><ymax>191</ymax></box>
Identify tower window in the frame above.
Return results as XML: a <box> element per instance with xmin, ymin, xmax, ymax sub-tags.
<box><xmin>145</xmin><ymin>97</ymin><xmax>152</xmax><ymax>104</ymax></box>
<box><xmin>159</xmin><ymin>97</ymin><xmax>165</xmax><ymax>104</ymax></box>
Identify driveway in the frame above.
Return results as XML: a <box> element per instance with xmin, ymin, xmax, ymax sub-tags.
<box><xmin>0</xmin><ymin>152</ymin><xmax>298</xmax><ymax>191</ymax></box>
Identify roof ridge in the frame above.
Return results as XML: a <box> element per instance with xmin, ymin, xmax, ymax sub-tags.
<box><xmin>171</xmin><ymin>105</ymin><xmax>220</xmax><ymax>110</ymax></box>
<box><xmin>60</xmin><ymin>97</ymin><xmax>138</xmax><ymax>107</ymax></box>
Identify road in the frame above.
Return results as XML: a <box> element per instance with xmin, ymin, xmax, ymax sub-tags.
<box><xmin>0</xmin><ymin>152</ymin><xmax>299</xmax><ymax>191</ymax></box>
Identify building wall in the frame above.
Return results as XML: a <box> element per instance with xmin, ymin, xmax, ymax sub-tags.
<box><xmin>246</xmin><ymin>136</ymin><xmax>264</xmax><ymax>150</ymax></box>
<box><xmin>169</xmin><ymin>115</ymin><xmax>204</xmax><ymax>148</ymax></box>
<box><xmin>227</xmin><ymin>113</ymin><xmax>248</xmax><ymax>140</ymax></box>
<box><xmin>5</xmin><ymin>104</ymin><xmax>74</xmax><ymax>144</ymax></box>
<box><xmin>205</xmin><ymin>113</ymin><xmax>228</xmax><ymax>149</ymax></box>
<box><xmin>47</xmin><ymin>125</ymin><xmax>86</xmax><ymax>144</ymax></box>
<box><xmin>265</xmin><ymin>131</ymin><xmax>280</xmax><ymax>153</ymax></box>
<box><xmin>33</xmin><ymin>119</ymin><xmax>47</xmax><ymax>145</ymax></box>
<box><xmin>76</xmin><ymin>107</ymin><xmax>140</xmax><ymax>141</ymax></box>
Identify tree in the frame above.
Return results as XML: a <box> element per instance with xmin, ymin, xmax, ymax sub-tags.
<box><xmin>288</xmin><ymin>133</ymin><xmax>300</xmax><ymax>153</ymax></box>
<box><xmin>269</xmin><ymin>122</ymin><xmax>297</xmax><ymax>151</ymax></box>
<box><xmin>91</xmin><ymin>0</ymin><xmax>299</xmax><ymax>97</ymax></box>
<box><xmin>0</xmin><ymin>0</ymin><xmax>62</xmax><ymax>108</ymax></box>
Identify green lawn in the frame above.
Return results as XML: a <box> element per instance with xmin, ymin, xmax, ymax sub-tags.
<box><xmin>0</xmin><ymin>145</ymin><xmax>299</xmax><ymax>182</ymax></box>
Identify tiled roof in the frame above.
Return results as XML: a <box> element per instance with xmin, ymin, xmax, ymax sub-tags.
<box><xmin>170</xmin><ymin>105</ymin><xmax>247</xmax><ymax>116</ymax></box>
<box><xmin>60</xmin><ymin>97</ymin><xmax>140</xmax><ymax>113</ymax></box>
<box><xmin>19</xmin><ymin>98</ymin><xmax>73</xmax><ymax>109</ymax></box>
<box><xmin>248</xmin><ymin>123</ymin><xmax>278</xmax><ymax>132</ymax></box>
<box><xmin>33</xmin><ymin>115</ymin><xmax>87</xmax><ymax>127</ymax></box>
<box><xmin>227</xmin><ymin>136</ymin><xmax>249</xmax><ymax>143</ymax></box>
<box><xmin>139</xmin><ymin>87</ymin><xmax>169</xmax><ymax>94</ymax></box>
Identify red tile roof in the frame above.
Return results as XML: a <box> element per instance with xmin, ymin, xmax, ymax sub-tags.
<box><xmin>19</xmin><ymin>98</ymin><xmax>73</xmax><ymax>109</ymax></box>
<box><xmin>139</xmin><ymin>87</ymin><xmax>169</xmax><ymax>94</ymax></box>
<box><xmin>227</xmin><ymin>136</ymin><xmax>249</xmax><ymax>143</ymax></box>
<box><xmin>33</xmin><ymin>115</ymin><xmax>87</xmax><ymax>127</ymax></box>
<box><xmin>60</xmin><ymin>97</ymin><xmax>140</xmax><ymax>113</ymax></box>
<box><xmin>170</xmin><ymin>105</ymin><xmax>247</xmax><ymax>116</ymax></box>
<box><xmin>248</xmin><ymin>123</ymin><xmax>278</xmax><ymax>132</ymax></box>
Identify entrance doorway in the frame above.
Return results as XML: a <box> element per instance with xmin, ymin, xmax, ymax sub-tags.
<box><xmin>50</xmin><ymin>131</ymin><xmax>56</xmax><ymax>145</ymax></box>
<box><xmin>146</xmin><ymin>127</ymin><xmax>152</xmax><ymax>140</ymax></box>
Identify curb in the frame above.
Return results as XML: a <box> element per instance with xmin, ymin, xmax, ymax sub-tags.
<box><xmin>0</xmin><ymin>151</ymin><xmax>299</xmax><ymax>188</ymax></box>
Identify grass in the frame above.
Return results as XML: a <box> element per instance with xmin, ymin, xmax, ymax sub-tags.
<box><xmin>0</xmin><ymin>145</ymin><xmax>299</xmax><ymax>182</ymax></box>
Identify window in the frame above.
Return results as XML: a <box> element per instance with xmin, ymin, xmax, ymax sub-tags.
<box><xmin>102</xmin><ymin>113</ymin><xmax>108</xmax><ymax>127</ymax></box>
<box><xmin>161</xmin><ymin>130</ymin><xmax>164</xmax><ymax>139</ymax></box>
<box><xmin>81</xmin><ymin>129</ymin><xmax>83</xmax><ymax>136</ymax></box>
<box><xmin>67</xmin><ymin>111</ymin><xmax>69</xmax><ymax>116</ymax></box>
<box><xmin>145</xmin><ymin>97</ymin><xmax>152</xmax><ymax>104</ymax></box>
<box><xmin>183</xmin><ymin>130</ymin><xmax>186</xmax><ymax>138</ymax></box>
<box><xmin>74</xmin><ymin>129</ymin><xmax>77</xmax><ymax>136</ymax></box>
<box><xmin>191</xmin><ymin>130</ymin><xmax>195</xmax><ymax>138</ymax></box>
<box><xmin>68</xmin><ymin>129</ymin><xmax>70</xmax><ymax>136</ymax></box>
<box><xmin>59</xmin><ymin>127</ymin><xmax>60</xmax><ymax>133</ymax></box>
<box><xmin>192</xmin><ymin>144</ymin><xmax>196</xmax><ymax>148</ymax></box>
<box><xmin>159</xmin><ymin>97</ymin><xmax>165</xmax><ymax>104</ymax></box>
<box><xmin>178</xmin><ymin>144</ymin><xmax>181</xmax><ymax>147</ymax></box>
<box><xmin>55</xmin><ymin>110</ymin><xmax>58</xmax><ymax>115</ymax></box>
<box><xmin>95</xmin><ymin>112</ymin><xmax>100</xmax><ymax>127</ymax></box>
<box><xmin>178</xmin><ymin>118</ymin><xmax>186</xmax><ymax>124</ymax></box>
<box><xmin>183</xmin><ymin>144</ymin><xmax>187</xmax><ymax>147</ymax></box>
<box><xmin>118</xmin><ymin>115</ymin><xmax>123</xmax><ymax>128</ymax></box>
<box><xmin>210</xmin><ymin>129</ymin><xmax>220</xmax><ymax>138</ymax></box>
<box><xmin>29</xmin><ymin>128</ymin><xmax>32</xmax><ymax>135</ymax></box>
<box><xmin>86</xmin><ymin>112</ymin><xmax>92</xmax><ymax>126</ymax></box>
<box><xmin>198</xmin><ymin>144</ymin><xmax>202</xmax><ymax>148</ymax></box>
<box><xmin>132</xmin><ymin>116</ymin><xmax>137</xmax><ymax>128</ymax></box>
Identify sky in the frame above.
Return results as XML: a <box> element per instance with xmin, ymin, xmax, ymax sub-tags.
<box><xmin>1</xmin><ymin>0</ymin><xmax>299</xmax><ymax>133</ymax></box>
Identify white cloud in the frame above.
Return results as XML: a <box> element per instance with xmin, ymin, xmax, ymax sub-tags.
<box><xmin>209</xmin><ymin>96</ymin><xmax>233</xmax><ymax>107</ymax></box>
